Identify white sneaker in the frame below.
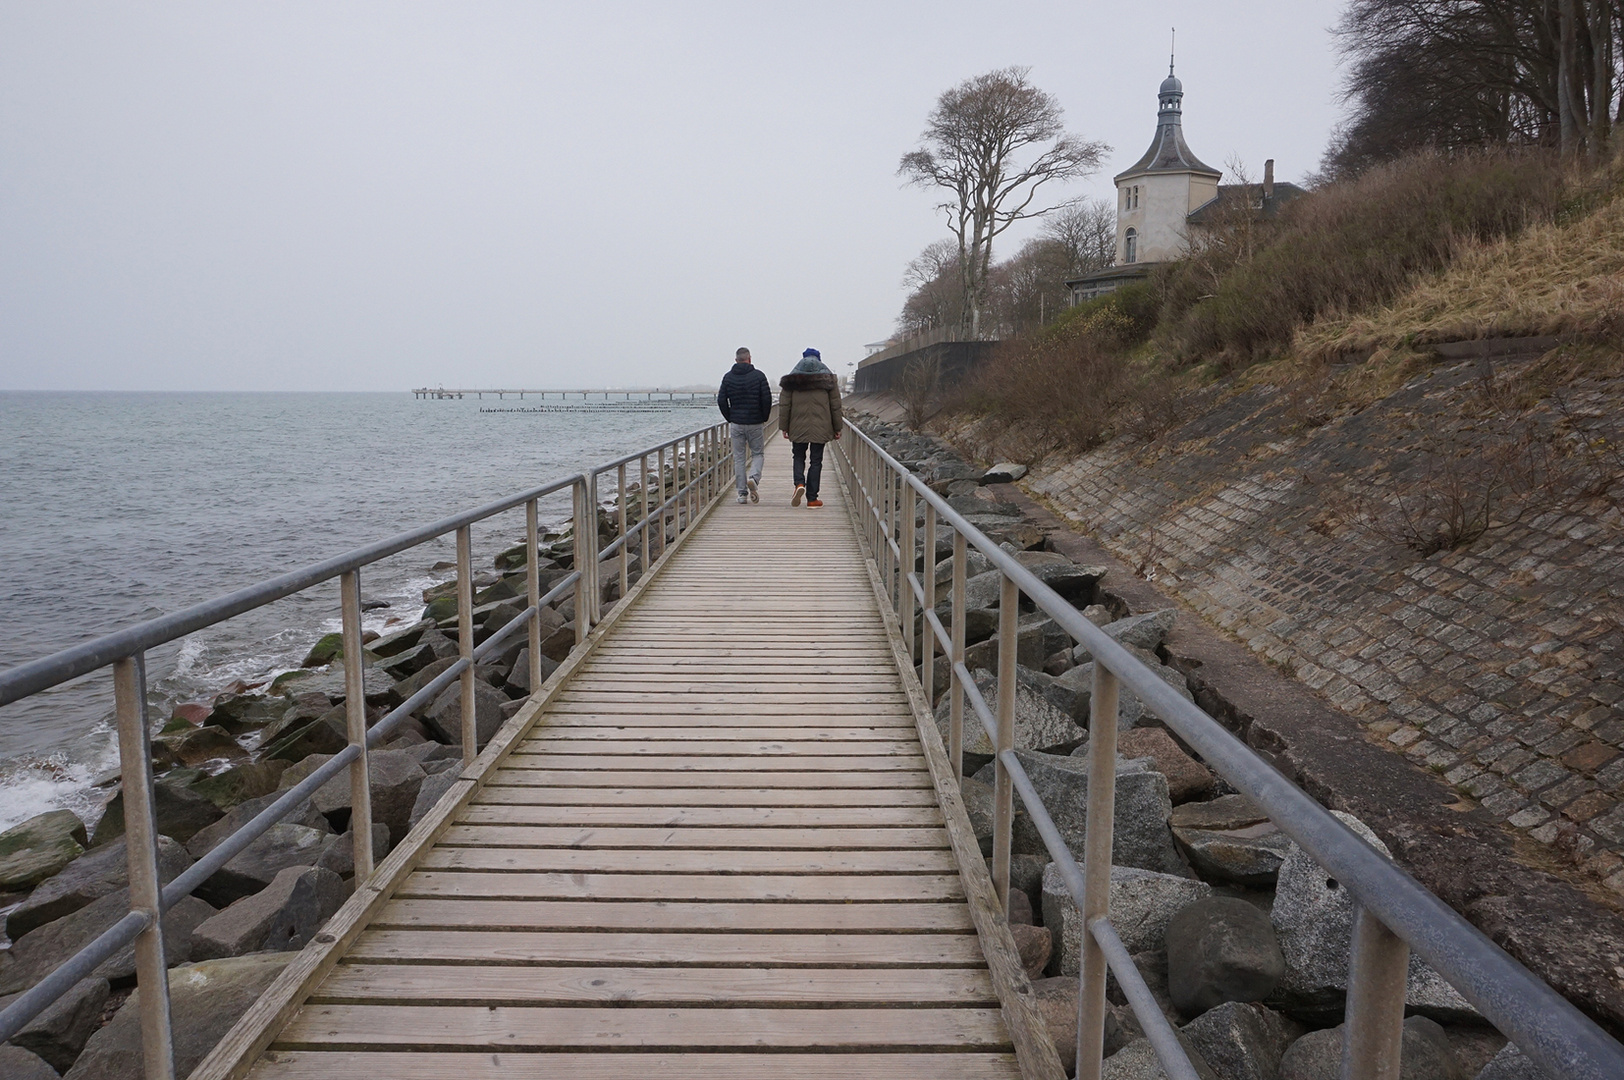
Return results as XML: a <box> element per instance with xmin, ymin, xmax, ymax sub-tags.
<box><xmin>747</xmin><ymin>478</ymin><xmax>759</xmax><ymax>503</ymax></box>
<box><xmin>737</xmin><ymin>493</ymin><xmax>748</xmax><ymax>504</ymax></box>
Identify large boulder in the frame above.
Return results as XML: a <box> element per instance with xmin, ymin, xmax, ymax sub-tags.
<box><xmin>92</xmin><ymin>771</ymin><xmax>224</xmax><ymax>846</ymax></box>
<box><xmin>315</xmin><ymin>823</ymin><xmax>391</xmax><ymax>880</ymax></box>
<box><xmin>0</xmin><ymin>975</ymin><xmax>109</xmax><ymax>1071</ymax></box>
<box><xmin>1011</xmin><ymin>922</ymin><xmax>1052</xmax><ymax>981</ymax></box>
<box><xmin>187</xmin><ymin>759</ymin><xmax>289</xmax><ymax>812</ymax></box>
<box><xmin>375</xmin><ymin>640</ymin><xmax>438</xmax><ymax>681</ymax></box>
<box><xmin>423</xmin><ymin>679</ymin><xmax>509</xmax><ymax>748</ymax></box>
<box><xmin>187</xmin><ymin>822</ymin><xmax>335</xmax><ymax>908</ymax></box>
<box><xmin>1473</xmin><ymin>1045</ymin><xmax>1554</xmax><ymax>1079</ymax></box>
<box><xmin>311</xmin><ymin>748</ymin><xmax>427</xmax><ymax>844</ymax></box>
<box><xmin>960</xmin><ymin>777</ymin><xmax>995</xmax><ymax>856</ymax></box>
<box><xmin>1047</xmin><ymin>651</ymin><xmax>1194</xmax><ymax>731</ymax></box>
<box><xmin>1278</xmin><ymin>1017</ymin><xmax>1462</xmax><ymax>1080</ymax></box>
<box><xmin>1173</xmin><ymin>822</ymin><xmax>1293</xmax><ymax>887</ymax></box>
<box><xmin>1165</xmin><ymin>897</ymin><xmax>1287</xmax><ymax>1016</ymax></box>
<box><xmin>185</xmin><ymin>790</ymin><xmax>330</xmax><ymax>863</ymax></box>
<box><xmin>190</xmin><ymin>865</ymin><xmax>347</xmax><ymax>960</ymax></box>
<box><xmin>205</xmin><ymin>693</ymin><xmax>288</xmax><ymax>735</ymax></box>
<box><xmin>1043</xmin><ymin>863</ymin><xmax>1211</xmax><ymax>975</ymax></box>
<box><xmin>1102</xmin><ymin>1036</ymin><xmax>1219</xmax><ymax>1080</ymax></box>
<box><xmin>1117</xmin><ymin>729</ymin><xmax>1215</xmax><ymax>804</ymax></box>
<box><xmin>259</xmin><ymin>707</ymin><xmax>349</xmax><ymax>763</ymax></box>
<box><xmin>1272</xmin><ymin>811</ymin><xmax>1479</xmax><ymax>1022</ymax></box>
<box><xmin>982</xmin><ymin>462</ymin><xmax>1028</xmax><ymax>484</ymax></box>
<box><xmin>1008</xmin><ymin>751</ymin><xmax>1186</xmax><ymax>876</ymax></box>
<box><xmin>63</xmin><ymin>952</ymin><xmax>295</xmax><ymax>1080</ymax></box>
<box><xmin>504</xmin><ymin>647</ymin><xmax>560</xmax><ymax>695</ymax></box>
<box><xmin>1179</xmin><ymin>1001</ymin><xmax>1303</xmax><ymax>1080</ymax></box>
<box><xmin>934</xmin><ymin>672</ymin><xmax>1086</xmax><ymax>774</ymax></box>
<box><xmin>1030</xmin><ymin>975</ymin><xmax>1128</xmax><ymax>1068</ymax></box>
<box><xmin>0</xmin><ymin>1046</ymin><xmax>57</xmax><ymax>1080</ymax></box>
<box><xmin>0</xmin><ymin>810</ymin><xmax>88</xmax><ymax>891</ymax></box>
<box><xmin>1014</xmin><ymin>551</ymin><xmax>1107</xmax><ymax>606</ymax></box>
<box><xmin>0</xmin><ymin>888</ymin><xmax>215</xmax><ymax>994</ymax></box>
<box><xmin>1074</xmin><ymin>610</ymin><xmax>1178</xmax><ymax>665</ymax></box>
<box><xmin>963</xmin><ymin>620</ymin><xmax>1054</xmax><ymax>672</ymax></box>
<box><xmin>368</xmin><ymin>619</ymin><xmax>431</xmax><ymax>657</ymax></box>
<box><xmin>7</xmin><ymin>836</ymin><xmax>192</xmax><ymax>939</ymax></box>
<box><xmin>1171</xmin><ymin>794</ymin><xmax>1268</xmax><ymax>832</ymax></box>
<box><xmin>408</xmin><ymin>767</ymin><xmax>462</xmax><ymax>831</ymax></box>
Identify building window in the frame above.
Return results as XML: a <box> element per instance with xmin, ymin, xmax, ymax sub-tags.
<box><xmin>1124</xmin><ymin>228</ymin><xmax>1138</xmax><ymax>263</ymax></box>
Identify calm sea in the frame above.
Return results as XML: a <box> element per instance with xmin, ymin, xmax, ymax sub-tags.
<box><xmin>0</xmin><ymin>391</ymin><xmax>717</xmax><ymax>831</ymax></box>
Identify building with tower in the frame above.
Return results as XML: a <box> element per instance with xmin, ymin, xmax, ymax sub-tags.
<box><xmin>1069</xmin><ymin>57</ymin><xmax>1304</xmax><ymax>303</ymax></box>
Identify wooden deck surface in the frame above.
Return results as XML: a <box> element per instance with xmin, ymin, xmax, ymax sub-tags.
<box><xmin>241</xmin><ymin>439</ymin><xmax>1032</xmax><ymax>1079</ymax></box>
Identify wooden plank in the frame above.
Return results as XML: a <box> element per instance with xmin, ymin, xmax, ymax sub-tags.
<box><xmin>513</xmin><ymin>739</ymin><xmax>924</xmax><ymax>756</ymax></box>
<box><xmin>486</xmin><ymin>769</ymin><xmax>934</xmax><ymax>789</ymax></box>
<box><xmin>474</xmin><ymin>785</ymin><xmax>941</xmax><ymax>806</ymax></box>
<box><xmin>312</xmin><ymin>963</ymin><xmax>996</xmax><ymax>1004</ymax></box>
<box><xmin>552</xmin><ymin>692</ymin><xmax>912</xmax><ymax>705</ymax></box>
<box><xmin>542</xmin><ymin>702</ymin><xmax>917</xmax><ymax>716</ymax></box>
<box><xmin>501</xmin><ymin>754</ymin><xmax>928</xmax><ymax>772</ymax></box>
<box><xmin>534</xmin><ymin>714</ymin><xmax>918</xmax><ymax>730</ymax></box>
<box><xmin>415</xmin><ymin>847</ymin><xmax>961</xmax><ymax>874</ymax></box>
<box><xmin>436</xmin><ymin>824</ymin><xmax>950</xmax><ymax>849</ymax></box>
<box><xmin>372</xmin><ymin>898</ymin><xmax>975</xmax><ymax>931</ymax></box>
<box><xmin>274</xmin><ymin>1004</ymin><xmax>1010</xmax><ymax>1051</ymax></box>
<box><xmin>393</xmin><ymin>871</ymin><xmax>966</xmax><ymax>902</ymax></box>
<box><xmin>458</xmin><ymin>804</ymin><xmax>945</xmax><ymax>827</ymax></box>
<box><xmin>251</xmin><ymin>1051</ymin><xmax>1022</xmax><ymax>1080</ymax></box>
<box><xmin>344</xmin><ymin>929</ymin><xmax>991</xmax><ymax>966</ymax></box>
<box><xmin>532</xmin><ymin>725</ymin><xmax>918</xmax><ymax>740</ymax></box>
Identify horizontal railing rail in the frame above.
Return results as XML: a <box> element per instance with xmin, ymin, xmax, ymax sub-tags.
<box><xmin>834</xmin><ymin>422</ymin><xmax>1624</xmax><ymax>1080</ymax></box>
<box><xmin>0</xmin><ymin>420</ymin><xmax>735</xmax><ymax>1078</ymax></box>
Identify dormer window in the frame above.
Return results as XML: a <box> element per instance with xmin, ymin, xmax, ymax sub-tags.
<box><xmin>1124</xmin><ymin>228</ymin><xmax>1138</xmax><ymax>263</ymax></box>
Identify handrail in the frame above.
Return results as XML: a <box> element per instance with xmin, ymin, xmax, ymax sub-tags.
<box><xmin>834</xmin><ymin>421</ymin><xmax>1624</xmax><ymax>1080</ymax></box>
<box><xmin>0</xmin><ymin>419</ymin><xmax>735</xmax><ymax>1070</ymax></box>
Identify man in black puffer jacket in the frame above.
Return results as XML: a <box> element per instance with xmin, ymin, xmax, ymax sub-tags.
<box><xmin>717</xmin><ymin>346</ymin><xmax>773</xmax><ymax>503</ymax></box>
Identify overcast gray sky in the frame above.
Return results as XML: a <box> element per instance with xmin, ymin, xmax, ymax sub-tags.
<box><xmin>0</xmin><ymin>1</ymin><xmax>1346</xmax><ymax>391</ymax></box>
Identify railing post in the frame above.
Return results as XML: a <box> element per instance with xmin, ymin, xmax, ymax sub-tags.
<box><xmin>340</xmin><ymin>570</ymin><xmax>374</xmax><ymax>880</ymax></box>
<box><xmin>1076</xmin><ymin>665</ymin><xmax>1121</xmax><ymax>1080</ymax></box>
<box><xmin>639</xmin><ymin>455</ymin><xmax>651</xmax><ymax>572</ymax></box>
<box><xmin>992</xmin><ymin>573</ymin><xmax>1017</xmax><ymax>909</ymax></box>
<box><xmin>883</xmin><ymin>468</ymin><xmax>895</xmax><ymax>604</ymax></box>
<box><xmin>950</xmin><ymin>530</ymin><xmax>967</xmax><ymax>781</ymax></box>
<box><xmin>617</xmin><ymin>463</ymin><xmax>629</xmax><ymax>598</ymax></box>
<box><xmin>1341</xmin><ymin>907</ymin><xmax>1411</xmax><ymax>1080</ymax></box>
<box><xmin>573</xmin><ymin>478</ymin><xmax>592</xmax><ymax>643</ymax></box>
<box><xmin>112</xmin><ymin>654</ymin><xmax>175</xmax><ymax>1080</ymax></box>
<box><xmin>900</xmin><ymin>481</ymin><xmax>916</xmax><ymax>666</ymax></box>
<box><xmin>527</xmin><ymin>498</ymin><xmax>543</xmax><ymax>693</ymax></box>
<box><xmin>656</xmin><ymin>445</ymin><xmax>668</xmax><ymax>557</ymax></box>
<box><xmin>456</xmin><ymin>525</ymin><xmax>476</xmax><ymax>764</ymax></box>
<box><xmin>921</xmin><ymin>500</ymin><xmax>937</xmax><ymax>708</ymax></box>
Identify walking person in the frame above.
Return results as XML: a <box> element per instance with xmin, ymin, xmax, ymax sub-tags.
<box><xmin>778</xmin><ymin>348</ymin><xmax>842</xmax><ymax>508</ymax></box>
<box><xmin>717</xmin><ymin>346</ymin><xmax>772</xmax><ymax>504</ymax></box>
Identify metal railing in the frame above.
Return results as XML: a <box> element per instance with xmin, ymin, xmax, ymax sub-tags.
<box><xmin>834</xmin><ymin>423</ymin><xmax>1624</xmax><ymax>1080</ymax></box>
<box><xmin>0</xmin><ymin>421</ymin><xmax>735</xmax><ymax>1078</ymax></box>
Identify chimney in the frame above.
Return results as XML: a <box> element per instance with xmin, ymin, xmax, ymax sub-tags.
<box><xmin>1263</xmin><ymin>159</ymin><xmax>1275</xmax><ymax>198</ymax></box>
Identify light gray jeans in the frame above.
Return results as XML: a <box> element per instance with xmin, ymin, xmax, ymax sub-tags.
<box><xmin>730</xmin><ymin>422</ymin><xmax>764</xmax><ymax>494</ymax></box>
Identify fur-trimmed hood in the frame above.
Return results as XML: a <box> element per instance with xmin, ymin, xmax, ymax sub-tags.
<box><xmin>779</xmin><ymin>372</ymin><xmax>839</xmax><ymax>392</ymax></box>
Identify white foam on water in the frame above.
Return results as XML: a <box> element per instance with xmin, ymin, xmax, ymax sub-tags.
<box><xmin>0</xmin><ymin>736</ymin><xmax>119</xmax><ymax>835</ymax></box>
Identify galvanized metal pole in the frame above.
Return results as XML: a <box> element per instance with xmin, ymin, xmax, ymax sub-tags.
<box><xmin>921</xmin><ymin>501</ymin><xmax>938</xmax><ymax>708</ymax></box>
<box><xmin>526</xmin><ymin>499</ymin><xmax>543</xmax><ymax>693</ymax></box>
<box><xmin>656</xmin><ymin>445</ymin><xmax>667</xmax><ymax>557</ymax></box>
<box><xmin>112</xmin><ymin>655</ymin><xmax>175</xmax><ymax>1080</ymax></box>
<box><xmin>1076</xmin><ymin>665</ymin><xmax>1121</xmax><ymax>1080</ymax></box>
<box><xmin>992</xmin><ymin>574</ymin><xmax>1018</xmax><ymax>909</ymax></box>
<box><xmin>456</xmin><ymin>525</ymin><xmax>476</xmax><ymax>763</ymax></box>
<box><xmin>572</xmin><ymin>480</ymin><xmax>592</xmax><ymax>644</ymax></box>
<box><xmin>584</xmin><ymin>469</ymin><xmax>600</xmax><ymax>625</ymax></box>
<box><xmin>900</xmin><ymin>484</ymin><xmax>916</xmax><ymax>663</ymax></box>
<box><xmin>617</xmin><ymin>463</ymin><xmax>629</xmax><ymax>598</ymax></box>
<box><xmin>1342</xmin><ymin>907</ymin><xmax>1411</xmax><ymax>1080</ymax></box>
<box><xmin>950</xmin><ymin>530</ymin><xmax>967</xmax><ymax>781</ymax></box>
<box><xmin>339</xmin><ymin>571</ymin><xmax>374</xmax><ymax>880</ymax></box>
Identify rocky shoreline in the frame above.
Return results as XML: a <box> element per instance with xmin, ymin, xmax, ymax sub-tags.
<box><xmin>0</xmin><ymin>484</ymin><xmax>654</xmax><ymax>1079</ymax></box>
<box><xmin>854</xmin><ymin>413</ymin><xmax>1551</xmax><ymax>1080</ymax></box>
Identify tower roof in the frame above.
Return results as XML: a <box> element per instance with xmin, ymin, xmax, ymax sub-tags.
<box><xmin>1115</xmin><ymin>60</ymin><xmax>1219</xmax><ymax>181</ymax></box>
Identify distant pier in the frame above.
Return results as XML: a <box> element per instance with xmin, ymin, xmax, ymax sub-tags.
<box><xmin>412</xmin><ymin>387</ymin><xmax>711</xmax><ymax>401</ymax></box>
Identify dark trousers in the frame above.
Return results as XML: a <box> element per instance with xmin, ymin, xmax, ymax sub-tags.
<box><xmin>792</xmin><ymin>441</ymin><xmax>825</xmax><ymax>500</ymax></box>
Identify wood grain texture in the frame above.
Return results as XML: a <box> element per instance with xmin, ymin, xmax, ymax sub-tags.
<box><xmin>227</xmin><ymin>439</ymin><xmax>1044</xmax><ymax>1080</ymax></box>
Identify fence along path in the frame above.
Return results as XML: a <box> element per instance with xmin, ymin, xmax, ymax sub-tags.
<box><xmin>230</xmin><ymin>439</ymin><xmax>1058</xmax><ymax>1080</ymax></box>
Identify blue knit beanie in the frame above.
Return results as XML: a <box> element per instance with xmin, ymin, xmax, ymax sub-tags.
<box><xmin>802</xmin><ymin>348</ymin><xmax>820</xmax><ymax>359</ymax></box>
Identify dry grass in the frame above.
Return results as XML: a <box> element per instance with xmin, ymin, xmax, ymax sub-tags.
<box><xmin>1301</xmin><ymin>190</ymin><xmax>1624</xmax><ymax>360</ymax></box>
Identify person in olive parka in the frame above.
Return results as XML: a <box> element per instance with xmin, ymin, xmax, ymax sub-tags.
<box><xmin>777</xmin><ymin>348</ymin><xmax>843</xmax><ymax>507</ymax></box>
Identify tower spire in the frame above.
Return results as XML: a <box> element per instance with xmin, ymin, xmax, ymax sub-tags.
<box><xmin>1169</xmin><ymin>27</ymin><xmax>1176</xmax><ymax>77</ymax></box>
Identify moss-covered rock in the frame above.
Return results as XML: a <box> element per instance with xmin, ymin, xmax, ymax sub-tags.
<box><xmin>0</xmin><ymin>810</ymin><xmax>88</xmax><ymax>891</ymax></box>
<box><xmin>300</xmin><ymin>632</ymin><xmax>344</xmax><ymax>668</ymax></box>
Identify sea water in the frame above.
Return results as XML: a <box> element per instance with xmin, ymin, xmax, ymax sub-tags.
<box><xmin>0</xmin><ymin>391</ymin><xmax>717</xmax><ymax>831</ymax></box>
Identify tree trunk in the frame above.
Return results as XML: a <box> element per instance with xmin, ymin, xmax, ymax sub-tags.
<box><xmin>1560</xmin><ymin>0</ymin><xmax>1580</xmax><ymax>157</ymax></box>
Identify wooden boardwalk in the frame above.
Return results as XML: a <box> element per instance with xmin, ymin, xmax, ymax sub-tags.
<box><xmin>231</xmin><ymin>439</ymin><xmax>1053</xmax><ymax>1080</ymax></box>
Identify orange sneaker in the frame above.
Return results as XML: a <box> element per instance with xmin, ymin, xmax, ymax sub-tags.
<box><xmin>806</xmin><ymin>498</ymin><xmax>824</xmax><ymax>508</ymax></box>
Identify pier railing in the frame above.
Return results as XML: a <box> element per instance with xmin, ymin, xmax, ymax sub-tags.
<box><xmin>0</xmin><ymin>420</ymin><xmax>734</xmax><ymax>1079</ymax></box>
<box><xmin>835</xmin><ymin>423</ymin><xmax>1624</xmax><ymax>1080</ymax></box>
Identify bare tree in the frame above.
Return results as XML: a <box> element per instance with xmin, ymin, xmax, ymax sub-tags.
<box><xmin>899</xmin><ymin>67</ymin><xmax>1108</xmax><ymax>339</ymax></box>
<box><xmin>896</xmin><ymin>240</ymin><xmax>965</xmax><ymax>336</ymax></box>
<box><xmin>1041</xmin><ymin>197</ymin><xmax>1117</xmax><ymax>276</ymax></box>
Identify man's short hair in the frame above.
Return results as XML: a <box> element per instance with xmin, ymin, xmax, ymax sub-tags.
<box><xmin>735</xmin><ymin>347</ymin><xmax>751</xmax><ymax>359</ymax></box>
